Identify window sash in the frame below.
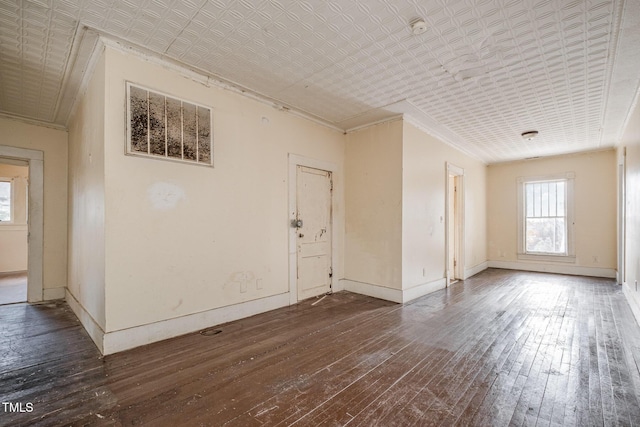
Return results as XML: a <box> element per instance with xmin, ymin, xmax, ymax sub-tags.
<box><xmin>524</xmin><ymin>180</ymin><xmax>567</xmax><ymax>255</ymax></box>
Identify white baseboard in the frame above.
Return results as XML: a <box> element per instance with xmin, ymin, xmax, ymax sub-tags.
<box><xmin>623</xmin><ymin>283</ymin><xmax>640</xmax><ymax>327</ymax></box>
<box><xmin>487</xmin><ymin>260</ymin><xmax>616</xmax><ymax>278</ymax></box>
<box><xmin>43</xmin><ymin>286</ymin><xmax>66</xmax><ymax>300</ymax></box>
<box><xmin>102</xmin><ymin>292</ymin><xmax>290</xmax><ymax>355</ymax></box>
<box><xmin>464</xmin><ymin>262</ymin><xmax>488</xmax><ymax>279</ymax></box>
<box><xmin>403</xmin><ymin>278</ymin><xmax>447</xmax><ymax>303</ymax></box>
<box><xmin>341</xmin><ymin>279</ymin><xmax>403</xmax><ymax>303</ymax></box>
<box><xmin>332</xmin><ymin>278</ymin><xmax>345</xmax><ymax>292</ymax></box>
<box><xmin>0</xmin><ymin>270</ymin><xmax>27</xmax><ymax>276</ymax></box>
<box><xmin>340</xmin><ymin>277</ymin><xmax>447</xmax><ymax>304</ymax></box>
<box><xmin>66</xmin><ymin>289</ymin><xmax>105</xmax><ymax>354</ymax></box>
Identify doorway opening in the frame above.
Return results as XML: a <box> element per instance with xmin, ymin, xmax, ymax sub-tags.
<box><xmin>0</xmin><ymin>158</ymin><xmax>29</xmax><ymax>304</ymax></box>
<box><xmin>617</xmin><ymin>153</ymin><xmax>626</xmax><ymax>285</ymax></box>
<box><xmin>446</xmin><ymin>163</ymin><xmax>464</xmax><ymax>286</ymax></box>
<box><xmin>0</xmin><ymin>145</ymin><xmax>44</xmax><ymax>303</ymax></box>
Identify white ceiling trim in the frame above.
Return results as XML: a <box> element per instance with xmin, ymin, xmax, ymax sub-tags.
<box><xmin>94</xmin><ymin>31</ymin><xmax>345</xmax><ymax>133</ymax></box>
<box><xmin>0</xmin><ymin>112</ymin><xmax>67</xmax><ymax>131</ymax></box>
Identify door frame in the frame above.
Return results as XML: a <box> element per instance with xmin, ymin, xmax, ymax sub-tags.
<box><xmin>288</xmin><ymin>154</ymin><xmax>338</xmax><ymax>305</ymax></box>
<box><xmin>617</xmin><ymin>150</ymin><xmax>626</xmax><ymax>285</ymax></box>
<box><xmin>0</xmin><ymin>145</ymin><xmax>44</xmax><ymax>302</ymax></box>
<box><xmin>445</xmin><ymin>162</ymin><xmax>465</xmax><ymax>284</ymax></box>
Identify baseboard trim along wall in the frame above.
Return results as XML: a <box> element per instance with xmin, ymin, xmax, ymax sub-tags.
<box><xmin>487</xmin><ymin>260</ymin><xmax>616</xmax><ymax>278</ymax></box>
<box><xmin>66</xmin><ymin>290</ymin><xmax>105</xmax><ymax>354</ymax></box>
<box><xmin>623</xmin><ymin>283</ymin><xmax>640</xmax><ymax>327</ymax></box>
<box><xmin>341</xmin><ymin>279</ymin><xmax>403</xmax><ymax>303</ymax></box>
<box><xmin>341</xmin><ymin>277</ymin><xmax>447</xmax><ymax>304</ymax></box>
<box><xmin>403</xmin><ymin>278</ymin><xmax>447</xmax><ymax>303</ymax></box>
<box><xmin>102</xmin><ymin>293</ymin><xmax>290</xmax><ymax>355</ymax></box>
<box><xmin>464</xmin><ymin>262</ymin><xmax>488</xmax><ymax>280</ymax></box>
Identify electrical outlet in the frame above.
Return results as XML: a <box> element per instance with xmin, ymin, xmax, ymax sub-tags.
<box><xmin>592</xmin><ymin>256</ymin><xmax>599</xmax><ymax>263</ymax></box>
<box><xmin>256</xmin><ymin>278</ymin><xmax>263</xmax><ymax>290</ymax></box>
<box><xmin>423</xmin><ymin>267</ymin><xmax>427</xmax><ymax>277</ymax></box>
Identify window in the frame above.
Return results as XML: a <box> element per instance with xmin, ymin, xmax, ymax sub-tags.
<box><xmin>525</xmin><ymin>180</ymin><xmax>566</xmax><ymax>254</ymax></box>
<box><xmin>517</xmin><ymin>173</ymin><xmax>575</xmax><ymax>262</ymax></box>
<box><xmin>126</xmin><ymin>83</ymin><xmax>213</xmax><ymax>166</ymax></box>
<box><xmin>0</xmin><ymin>179</ymin><xmax>12</xmax><ymax>222</ymax></box>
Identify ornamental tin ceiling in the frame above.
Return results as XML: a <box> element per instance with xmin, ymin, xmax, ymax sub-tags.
<box><xmin>1</xmin><ymin>0</ymin><xmax>639</xmax><ymax>163</ymax></box>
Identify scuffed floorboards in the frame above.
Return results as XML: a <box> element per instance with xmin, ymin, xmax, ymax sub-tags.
<box><xmin>1</xmin><ymin>268</ymin><xmax>640</xmax><ymax>426</ymax></box>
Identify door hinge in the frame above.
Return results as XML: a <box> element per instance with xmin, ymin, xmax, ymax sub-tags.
<box><xmin>330</xmin><ymin>180</ymin><xmax>333</xmax><ymax>191</ymax></box>
<box><xmin>453</xmin><ymin>259</ymin><xmax>457</xmax><ymax>267</ymax></box>
<box><xmin>329</xmin><ymin>266</ymin><xmax>333</xmax><ymax>278</ymax></box>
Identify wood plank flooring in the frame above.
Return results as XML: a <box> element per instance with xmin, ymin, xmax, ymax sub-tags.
<box><xmin>1</xmin><ymin>268</ymin><xmax>640</xmax><ymax>426</ymax></box>
<box><xmin>0</xmin><ymin>272</ymin><xmax>27</xmax><ymax>305</ymax></box>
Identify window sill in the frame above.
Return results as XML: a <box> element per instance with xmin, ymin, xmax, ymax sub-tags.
<box><xmin>517</xmin><ymin>253</ymin><xmax>576</xmax><ymax>263</ymax></box>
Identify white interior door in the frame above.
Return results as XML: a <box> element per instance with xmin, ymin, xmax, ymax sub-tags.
<box><xmin>296</xmin><ymin>166</ymin><xmax>332</xmax><ymax>301</ymax></box>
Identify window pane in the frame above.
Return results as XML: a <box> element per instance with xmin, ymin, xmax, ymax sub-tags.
<box><xmin>0</xmin><ymin>181</ymin><xmax>10</xmax><ymax>221</ymax></box>
<box><xmin>526</xmin><ymin>216</ymin><xmax>567</xmax><ymax>254</ymax></box>
<box><xmin>557</xmin><ymin>181</ymin><xmax>565</xmax><ymax>214</ymax></box>
<box><xmin>148</xmin><ymin>92</ymin><xmax>166</xmax><ymax>156</ymax></box>
<box><xmin>197</xmin><ymin>106</ymin><xmax>211</xmax><ymax>164</ymax></box>
<box><xmin>533</xmin><ymin>183</ymin><xmax>541</xmax><ymax>217</ymax></box>
<box><xmin>183</xmin><ymin>102</ymin><xmax>197</xmax><ymax>161</ymax></box>
<box><xmin>549</xmin><ymin>182</ymin><xmax>557</xmax><ymax>216</ymax></box>
<box><xmin>166</xmin><ymin>97</ymin><xmax>182</xmax><ymax>158</ymax></box>
<box><xmin>541</xmin><ymin>182</ymin><xmax>549</xmax><ymax>217</ymax></box>
<box><xmin>129</xmin><ymin>86</ymin><xmax>148</xmax><ymax>153</ymax></box>
<box><xmin>526</xmin><ymin>183</ymin><xmax>533</xmax><ymax>217</ymax></box>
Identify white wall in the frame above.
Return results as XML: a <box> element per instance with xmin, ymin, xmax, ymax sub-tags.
<box><xmin>101</xmin><ymin>47</ymin><xmax>345</xmax><ymax>340</ymax></box>
<box><xmin>0</xmin><ymin>162</ymin><xmax>28</xmax><ymax>272</ymax></box>
<box><xmin>487</xmin><ymin>149</ymin><xmax>617</xmax><ymax>277</ymax></box>
<box><xmin>67</xmin><ymin>49</ymin><xmax>107</xmax><ymax>345</ymax></box>
<box><xmin>0</xmin><ymin>117</ymin><xmax>68</xmax><ymax>292</ymax></box>
<box><xmin>402</xmin><ymin>121</ymin><xmax>487</xmax><ymax>290</ymax></box>
<box><xmin>343</xmin><ymin>119</ymin><xmax>488</xmax><ymax>302</ymax></box>
<box><xmin>344</xmin><ymin>120</ymin><xmax>403</xmax><ymax>291</ymax></box>
<box><xmin>620</xmin><ymin>97</ymin><xmax>640</xmax><ymax>325</ymax></box>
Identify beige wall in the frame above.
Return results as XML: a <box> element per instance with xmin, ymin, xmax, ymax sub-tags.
<box><xmin>344</xmin><ymin>120</ymin><xmax>403</xmax><ymax>290</ymax></box>
<box><xmin>402</xmin><ymin>121</ymin><xmax>487</xmax><ymax>287</ymax></box>
<box><xmin>67</xmin><ymin>50</ymin><xmax>107</xmax><ymax>331</ymax></box>
<box><xmin>344</xmin><ymin>119</ymin><xmax>488</xmax><ymax>297</ymax></box>
<box><xmin>487</xmin><ymin>149</ymin><xmax>617</xmax><ymax>275</ymax></box>
<box><xmin>620</xmin><ymin>97</ymin><xmax>640</xmax><ymax>324</ymax></box>
<box><xmin>101</xmin><ymin>47</ymin><xmax>345</xmax><ymax>332</ymax></box>
<box><xmin>0</xmin><ymin>117</ymin><xmax>68</xmax><ymax>290</ymax></box>
<box><xmin>0</xmin><ymin>163</ymin><xmax>28</xmax><ymax>272</ymax></box>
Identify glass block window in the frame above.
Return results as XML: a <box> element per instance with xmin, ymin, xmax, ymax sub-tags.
<box><xmin>126</xmin><ymin>83</ymin><xmax>212</xmax><ymax>166</ymax></box>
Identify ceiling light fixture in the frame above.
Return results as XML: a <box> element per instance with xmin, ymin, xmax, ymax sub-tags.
<box><xmin>521</xmin><ymin>130</ymin><xmax>539</xmax><ymax>141</ymax></box>
<box><xmin>410</xmin><ymin>19</ymin><xmax>428</xmax><ymax>35</ymax></box>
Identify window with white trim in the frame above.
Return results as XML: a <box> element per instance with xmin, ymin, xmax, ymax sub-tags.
<box><xmin>517</xmin><ymin>173</ymin><xmax>575</xmax><ymax>261</ymax></box>
<box><xmin>0</xmin><ymin>179</ymin><xmax>12</xmax><ymax>222</ymax></box>
<box><xmin>126</xmin><ymin>83</ymin><xmax>213</xmax><ymax>166</ymax></box>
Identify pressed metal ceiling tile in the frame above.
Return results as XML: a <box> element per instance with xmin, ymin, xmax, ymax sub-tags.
<box><xmin>0</xmin><ymin>0</ymin><xmax>639</xmax><ymax>162</ymax></box>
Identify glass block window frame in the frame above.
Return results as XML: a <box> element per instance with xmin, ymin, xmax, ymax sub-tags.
<box><xmin>126</xmin><ymin>82</ymin><xmax>213</xmax><ymax>166</ymax></box>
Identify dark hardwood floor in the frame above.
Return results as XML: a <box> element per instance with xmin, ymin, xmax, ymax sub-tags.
<box><xmin>1</xmin><ymin>269</ymin><xmax>640</xmax><ymax>426</ymax></box>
